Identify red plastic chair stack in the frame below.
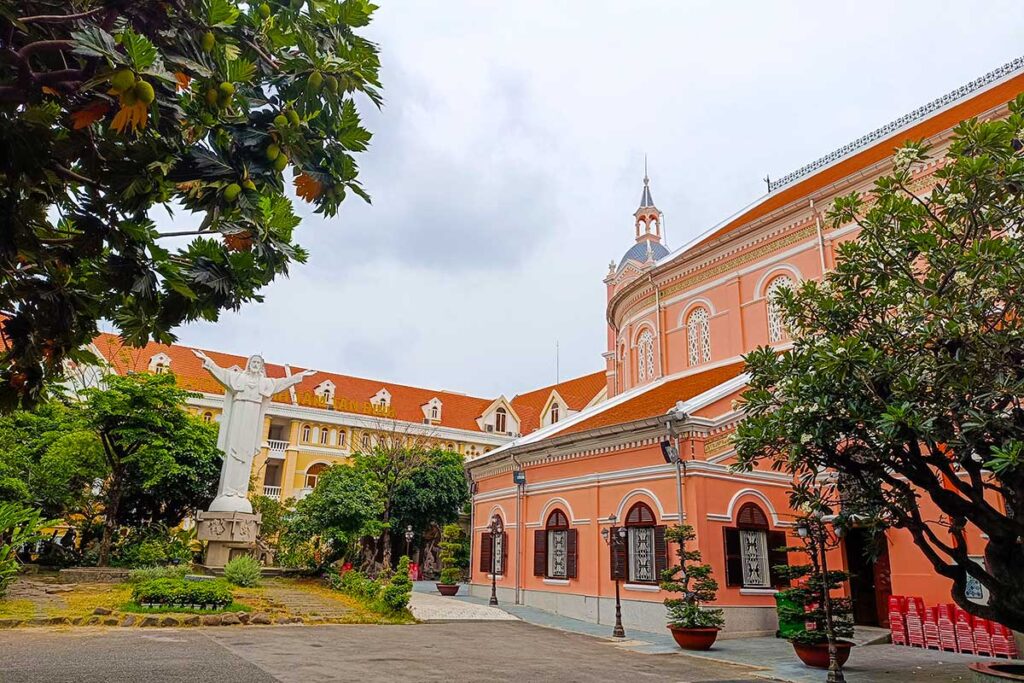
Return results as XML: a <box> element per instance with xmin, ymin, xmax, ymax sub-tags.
<box><xmin>990</xmin><ymin>622</ymin><xmax>1020</xmax><ymax>659</ymax></box>
<box><xmin>888</xmin><ymin>595</ymin><xmax>908</xmax><ymax>646</ymax></box>
<box><xmin>955</xmin><ymin>608</ymin><xmax>976</xmax><ymax>654</ymax></box>
<box><xmin>922</xmin><ymin>606</ymin><xmax>940</xmax><ymax>650</ymax></box>
<box><xmin>936</xmin><ymin>603</ymin><xmax>958</xmax><ymax>653</ymax></box>
<box><xmin>905</xmin><ymin>597</ymin><xmax>926</xmax><ymax>648</ymax></box>
<box><xmin>973</xmin><ymin>618</ymin><xmax>993</xmax><ymax>656</ymax></box>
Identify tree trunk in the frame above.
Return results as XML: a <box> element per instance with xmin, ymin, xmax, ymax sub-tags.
<box><xmin>97</xmin><ymin>476</ymin><xmax>122</xmax><ymax>567</ymax></box>
<box><xmin>380</xmin><ymin>529</ymin><xmax>392</xmax><ymax>571</ymax></box>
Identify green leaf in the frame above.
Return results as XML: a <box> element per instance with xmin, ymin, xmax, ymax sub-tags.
<box><xmin>207</xmin><ymin>0</ymin><xmax>240</xmax><ymax>28</ymax></box>
<box><xmin>120</xmin><ymin>30</ymin><xmax>159</xmax><ymax>70</ymax></box>
<box><xmin>71</xmin><ymin>26</ymin><xmax>119</xmax><ymax>61</ymax></box>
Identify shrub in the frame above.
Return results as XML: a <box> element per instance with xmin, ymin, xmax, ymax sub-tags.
<box><xmin>660</xmin><ymin>524</ymin><xmax>725</xmax><ymax>630</ymax></box>
<box><xmin>223</xmin><ymin>555</ymin><xmax>262</xmax><ymax>587</ymax></box>
<box><xmin>127</xmin><ymin>565</ymin><xmax>188</xmax><ymax>584</ymax></box>
<box><xmin>0</xmin><ymin>503</ymin><xmax>47</xmax><ymax>597</ymax></box>
<box><xmin>379</xmin><ymin>556</ymin><xmax>413</xmax><ymax>613</ymax></box>
<box><xmin>333</xmin><ymin>568</ymin><xmax>380</xmax><ymax>602</ymax></box>
<box><xmin>438</xmin><ymin>524</ymin><xmax>465</xmax><ymax>585</ymax></box>
<box><xmin>131</xmin><ymin>578</ymin><xmax>232</xmax><ymax>607</ymax></box>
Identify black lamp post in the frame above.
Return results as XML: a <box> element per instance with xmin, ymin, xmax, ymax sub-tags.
<box><xmin>796</xmin><ymin>514</ymin><xmax>845</xmax><ymax>683</ymax></box>
<box><xmin>404</xmin><ymin>525</ymin><xmax>414</xmax><ymax>559</ymax></box>
<box><xmin>601</xmin><ymin>514</ymin><xmax>627</xmax><ymax>638</ymax></box>
<box><xmin>489</xmin><ymin>514</ymin><xmax>503</xmax><ymax>606</ymax></box>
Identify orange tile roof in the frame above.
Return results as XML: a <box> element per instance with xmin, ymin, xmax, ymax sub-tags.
<box><xmin>557</xmin><ymin>362</ymin><xmax>745</xmax><ymax>436</ymax></box>
<box><xmin>510</xmin><ymin>370</ymin><xmax>606</xmax><ymax>434</ymax></box>
<box><xmin>90</xmin><ymin>333</ymin><xmax>497</xmax><ymax>433</ymax></box>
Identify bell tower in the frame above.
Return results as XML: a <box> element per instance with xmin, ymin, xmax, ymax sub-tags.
<box><xmin>634</xmin><ymin>160</ymin><xmax>663</xmax><ymax>244</ymax></box>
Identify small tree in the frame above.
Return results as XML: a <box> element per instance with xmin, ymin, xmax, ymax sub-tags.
<box><xmin>775</xmin><ymin>516</ymin><xmax>854</xmax><ymax>647</ymax></box>
<box><xmin>0</xmin><ymin>502</ymin><xmax>49</xmax><ymax>597</ymax></box>
<box><xmin>438</xmin><ymin>523</ymin><xmax>464</xmax><ymax>586</ymax></box>
<box><xmin>660</xmin><ymin>524</ymin><xmax>724</xmax><ymax>630</ymax></box>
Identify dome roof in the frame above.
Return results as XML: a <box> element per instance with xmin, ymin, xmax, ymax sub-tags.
<box><xmin>618</xmin><ymin>240</ymin><xmax>669</xmax><ymax>271</ymax></box>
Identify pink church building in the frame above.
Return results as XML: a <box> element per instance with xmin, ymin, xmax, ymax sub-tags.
<box><xmin>465</xmin><ymin>58</ymin><xmax>1024</xmax><ymax>636</ymax></box>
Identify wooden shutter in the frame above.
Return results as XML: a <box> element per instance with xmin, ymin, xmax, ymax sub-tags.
<box><xmin>566</xmin><ymin>529</ymin><xmax>578</xmax><ymax>579</ymax></box>
<box><xmin>533</xmin><ymin>530</ymin><xmax>547</xmax><ymax>577</ymax></box>
<box><xmin>724</xmin><ymin>527</ymin><xmax>742</xmax><ymax>587</ymax></box>
<box><xmin>501</xmin><ymin>532</ymin><xmax>508</xmax><ymax>575</ymax></box>
<box><xmin>653</xmin><ymin>525</ymin><xmax>668</xmax><ymax>581</ymax></box>
<box><xmin>767</xmin><ymin>530</ymin><xmax>790</xmax><ymax>588</ymax></box>
<box><xmin>479</xmin><ymin>532</ymin><xmax>493</xmax><ymax>574</ymax></box>
<box><xmin>610</xmin><ymin>527</ymin><xmax>627</xmax><ymax>580</ymax></box>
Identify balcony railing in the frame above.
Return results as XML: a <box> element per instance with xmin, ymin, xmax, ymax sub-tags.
<box><xmin>263</xmin><ymin>485</ymin><xmax>281</xmax><ymax>500</ymax></box>
<box><xmin>267</xmin><ymin>439</ymin><xmax>289</xmax><ymax>452</ymax></box>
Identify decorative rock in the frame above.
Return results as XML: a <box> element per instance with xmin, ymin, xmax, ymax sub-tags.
<box><xmin>120</xmin><ymin>615</ymin><xmax>136</xmax><ymax>627</ymax></box>
<box><xmin>103</xmin><ymin>617</ymin><xmax>120</xmax><ymax>626</ymax></box>
<box><xmin>159</xmin><ymin>616</ymin><xmax>179</xmax><ymax>627</ymax></box>
<box><xmin>201</xmin><ymin>615</ymin><xmax>222</xmax><ymax>626</ymax></box>
<box><xmin>86</xmin><ymin>616</ymin><xmax>101</xmax><ymax>625</ymax></box>
<box><xmin>250</xmin><ymin>613</ymin><xmax>272</xmax><ymax>625</ymax></box>
<box><xmin>274</xmin><ymin>616</ymin><xmax>292</xmax><ymax>624</ymax></box>
<box><xmin>92</xmin><ymin>607</ymin><xmax>113</xmax><ymax>615</ymax></box>
<box><xmin>237</xmin><ymin>612</ymin><xmax>250</xmax><ymax>624</ymax></box>
<box><xmin>139</xmin><ymin>615</ymin><xmax>160</xmax><ymax>627</ymax></box>
<box><xmin>30</xmin><ymin>616</ymin><xmax>68</xmax><ymax>626</ymax></box>
<box><xmin>0</xmin><ymin>618</ymin><xmax>24</xmax><ymax>628</ymax></box>
<box><xmin>182</xmin><ymin>615</ymin><xmax>200</xmax><ymax>626</ymax></box>
<box><xmin>220</xmin><ymin>613</ymin><xmax>241</xmax><ymax>626</ymax></box>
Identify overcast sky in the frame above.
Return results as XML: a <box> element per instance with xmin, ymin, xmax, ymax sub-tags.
<box><xmin>166</xmin><ymin>1</ymin><xmax>1024</xmax><ymax>399</ymax></box>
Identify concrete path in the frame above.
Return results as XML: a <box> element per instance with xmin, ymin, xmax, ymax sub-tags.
<box><xmin>408</xmin><ymin>584</ymin><xmax>517</xmax><ymax>622</ymax></box>
<box><xmin>0</xmin><ymin>622</ymin><xmax>755</xmax><ymax>682</ymax></box>
<box><xmin>428</xmin><ymin>583</ymin><xmax>1009</xmax><ymax>683</ymax></box>
<box><xmin>262</xmin><ymin>584</ymin><xmax>352</xmax><ymax>619</ymax></box>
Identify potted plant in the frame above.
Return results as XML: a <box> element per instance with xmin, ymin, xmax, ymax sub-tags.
<box><xmin>436</xmin><ymin>523</ymin><xmax>463</xmax><ymax>597</ymax></box>
<box><xmin>775</xmin><ymin>514</ymin><xmax>855</xmax><ymax>669</ymax></box>
<box><xmin>660</xmin><ymin>524</ymin><xmax>725</xmax><ymax>650</ymax></box>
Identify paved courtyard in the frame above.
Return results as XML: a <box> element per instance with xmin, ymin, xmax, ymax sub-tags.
<box><xmin>0</xmin><ymin>622</ymin><xmax>756</xmax><ymax>683</ymax></box>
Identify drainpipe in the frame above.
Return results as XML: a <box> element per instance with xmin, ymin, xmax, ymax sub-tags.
<box><xmin>511</xmin><ymin>453</ymin><xmax>523</xmax><ymax>605</ymax></box>
<box><xmin>468</xmin><ymin>475</ymin><xmax>476</xmax><ymax>587</ymax></box>
<box><xmin>810</xmin><ymin>199</ymin><xmax>828</xmax><ymax>274</ymax></box>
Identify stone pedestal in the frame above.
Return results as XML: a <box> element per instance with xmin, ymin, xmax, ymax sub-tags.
<box><xmin>196</xmin><ymin>510</ymin><xmax>261</xmax><ymax>567</ymax></box>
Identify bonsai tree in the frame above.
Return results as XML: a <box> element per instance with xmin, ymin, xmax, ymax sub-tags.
<box><xmin>775</xmin><ymin>515</ymin><xmax>854</xmax><ymax>647</ymax></box>
<box><xmin>438</xmin><ymin>523</ymin><xmax>463</xmax><ymax>586</ymax></box>
<box><xmin>660</xmin><ymin>524</ymin><xmax>724</xmax><ymax>630</ymax></box>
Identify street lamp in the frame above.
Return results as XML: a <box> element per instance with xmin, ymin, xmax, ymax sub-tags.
<box><xmin>489</xmin><ymin>514</ymin><xmax>503</xmax><ymax>606</ymax></box>
<box><xmin>404</xmin><ymin>525</ymin><xmax>414</xmax><ymax>558</ymax></box>
<box><xmin>601</xmin><ymin>514</ymin><xmax>627</xmax><ymax>638</ymax></box>
<box><xmin>795</xmin><ymin>514</ymin><xmax>845</xmax><ymax>683</ymax></box>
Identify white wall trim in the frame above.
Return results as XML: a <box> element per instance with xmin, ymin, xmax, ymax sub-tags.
<box><xmin>613</xmin><ymin>488</ymin><xmax>668</xmax><ymax>523</ymax></box>
<box><xmin>623</xmin><ymin>583</ymin><xmax>660</xmax><ymax>593</ymax></box>
<box><xmin>753</xmin><ymin>264</ymin><xmax>803</xmax><ymax>299</ymax></box>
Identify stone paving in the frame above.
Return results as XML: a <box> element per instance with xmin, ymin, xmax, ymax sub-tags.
<box><xmin>408</xmin><ymin>586</ymin><xmax>517</xmax><ymax>622</ymax></box>
<box><xmin>260</xmin><ymin>584</ymin><xmax>352</xmax><ymax>620</ymax></box>
<box><xmin>413</xmin><ymin>582</ymin><xmax>1009</xmax><ymax>682</ymax></box>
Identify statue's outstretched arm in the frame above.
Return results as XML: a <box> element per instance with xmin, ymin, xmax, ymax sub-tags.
<box><xmin>192</xmin><ymin>349</ymin><xmax>231</xmax><ymax>387</ymax></box>
<box><xmin>270</xmin><ymin>369</ymin><xmax>316</xmax><ymax>394</ymax></box>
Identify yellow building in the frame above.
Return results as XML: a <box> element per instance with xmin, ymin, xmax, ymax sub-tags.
<box><xmin>84</xmin><ymin>333</ymin><xmax>606</xmax><ymax>502</ymax></box>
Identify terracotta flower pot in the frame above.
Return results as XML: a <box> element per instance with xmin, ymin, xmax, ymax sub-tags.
<box><xmin>969</xmin><ymin>662</ymin><xmax>1024</xmax><ymax>682</ymax></box>
<box><xmin>667</xmin><ymin>626</ymin><xmax>720</xmax><ymax>650</ymax></box>
<box><xmin>436</xmin><ymin>583</ymin><xmax>460</xmax><ymax>596</ymax></box>
<box><xmin>791</xmin><ymin>640</ymin><xmax>853</xmax><ymax>669</ymax></box>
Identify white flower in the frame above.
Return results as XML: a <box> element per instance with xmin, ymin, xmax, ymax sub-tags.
<box><xmin>953</xmin><ymin>272</ymin><xmax>969</xmax><ymax>287</ymax></box>
<box><xmin>893</xmin><ymin>147</ymin><xmax>918</xmax><ymax>172</ymax></box>
<box><xmin>982</xmin><ymin>288</ymin><xmax>999</xmax><ymax>300</ymax></box>
<box><xmin>945</xmin><ymin>192</ymin><xmax>967</xmax><ymax>209</ymax></box>
<box><xmin>800</xmin><ymin>433</ymin><xmax>812</xmax><ymax>445</ymax></box>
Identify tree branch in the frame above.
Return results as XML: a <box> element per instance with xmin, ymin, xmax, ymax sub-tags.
<box><xmin>19</xmin><ymin>7</ymin><xmax>107</xmax><ymax>23</ymax></box>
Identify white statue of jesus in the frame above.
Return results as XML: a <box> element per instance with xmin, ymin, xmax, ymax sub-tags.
<box><xmin>193</xmin><ymin>350</ymin><xmax>315</xmax><ymax>514</ymax></box>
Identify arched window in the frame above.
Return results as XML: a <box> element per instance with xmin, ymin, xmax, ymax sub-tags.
<box><xmin>446</xmin><ymin>443</ymin><xmax>456</xmax><ymax>452</ymax></box>
<box><xmin>542</xmin><ymin>509</ymin><xmax>573</xmax><ymax>579</ymax></box>
<box><xmin>202</xmin><ymin>411</ymin><xmax>213</xmax><ymax>423</ymax></box>
<box><xmin>766</xmin><ymin>275</ymin><xmax>795</xmax><ymax>343</ymax></box>
<box><xmin>636</xmin><ymin>329</ymin><xmax>655</xmax><ymax>383</ymax></box>
<box><xmin>480</xmin><ymin>514</ymin><xmax>506</xmax><ymax>576</ymax></box>
<box><xmin>320</xmin><ymin>428</ymin><xmax>330</xmax><ymax>445</ymax></box>
<box><xmin>550</xmin><ymin>402</ymin><xmax>560</xmax><ymax>424</ymax></box>
<box><xmin>337</xmin><ymin>430</ymin><xmax>346</xmax><ymax>448</ymax></box>
<box><xmin>620</xmin><ymin>502</ymin><xmax>659</xmax><ymax>583</ymax></box>
<box><xmin>495</xmin><ymin>407</ymin><xmax>507</xmax><ymax>433</ymax></box>
<box><xmin>361</xmin><ymin>433</ymin><xmax>371</xmax><ymax>450</ymax></box>
<box><xmin>723</xmin><ymin>502</ymin><xmax>784</xmax><ymax>589</ymax></box>
<box><xmin>305</xmin><ymin>463</ymin><xmax>328</xmax><ymax>489</ymax></box>
<box><xmin>301</xmin><ymin>424</ymin><xmax>311</xmax><ymax>443</ymax></box>
<box><xmin>431</xmin><ymin>405</ymin><xmax>439</xmax><ymax>419</ymax></box>
<box><xmin>686</xmin><ymin>307</ymin><xmax>711</xmax><ymax>366</ymax></box>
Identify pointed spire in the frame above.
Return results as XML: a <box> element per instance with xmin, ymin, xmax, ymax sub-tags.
<box><xmin>638</xmin><ymin>157</ymin><xmax>656</xmax><ymax>209</ymax></box>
